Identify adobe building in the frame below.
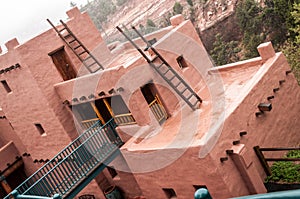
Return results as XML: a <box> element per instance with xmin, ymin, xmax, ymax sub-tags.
<box><xmin>0</xmin><ymin>6</ymin><xmax>300</xmax><ymax>199</ymax></box>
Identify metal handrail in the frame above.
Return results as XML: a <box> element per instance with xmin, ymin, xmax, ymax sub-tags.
<box><xmin>5</xmin><ymin>119</ymin><xmax>122</xmax><ymax>199</ymax></box>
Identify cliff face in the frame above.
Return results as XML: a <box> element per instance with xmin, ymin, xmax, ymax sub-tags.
<box><xmin>100</xmin><ymin>0</ymin><xmax>241</xmax><ymax>52</ymax></box>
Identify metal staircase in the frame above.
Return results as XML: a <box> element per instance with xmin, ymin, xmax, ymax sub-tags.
<box><xmin>47</xmin><ymin>19</ymin><xmax>104</xmax><ymax>73</ymax></box>
<box><xmin>4</xmin><ymin>119</ymin><xmax>123</xmax><ymax>199</ymax></box>
<box><xmin>116</xmin><ymin>26</ymin><xmax>202</xmax><ymax>110</ymax></box>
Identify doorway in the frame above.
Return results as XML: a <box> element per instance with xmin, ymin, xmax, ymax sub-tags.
<box><xmin>49</xmin><ymin>46</ymin><xmax>77</xmax><ymax>81</ymax></box>
<box><xmin>72</xmin><ymin>96</ymin><xmax>135</xmax><ymax>129</ymax></box>
<box><xmin>141</xmin><ymin>83</ymin><xmax>168</xmax><ymax>124</ymax></box>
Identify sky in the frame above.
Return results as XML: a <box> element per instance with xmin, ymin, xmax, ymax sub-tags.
<box><xmin>0</xmin><ymin>0</ymin><xmax>88</xmax><ymax>51</ymax></box>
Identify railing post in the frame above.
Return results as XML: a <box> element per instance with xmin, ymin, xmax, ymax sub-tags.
<box><xmin>253</xmin><ymin>146</ymin><xmax>271</xmax><ymax>176</ymax></box>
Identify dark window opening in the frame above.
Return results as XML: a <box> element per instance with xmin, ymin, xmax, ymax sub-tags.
<box><xmin>141</xmin><ymin>83</ymin><xmax>168</xmax><ymax>124</ymax></box>
<box><xmin>79</xmin><ymin>195</ymin><xmax>95</xmax><ymax>199</ymax></box>
<box><xmin>1</xmin><ymin>80</ymin><xmax>12</xmax><ymax>93</ymax></box>
<box><xmin>72</xmin><ymin>102</ymin><xmax>97</xmax><ymax>121</ymax></box>
<box><xmin>107</xmin><ymin>166</ymin><xmax>118</xmax><ymax>179</ymax></box>
<box><xmin>176</xmin><ymin>55</ymin><xmax>188</xmax><ymax>69</ymax></box>
<box><xmin>162</xmin><ymin>188</ymin><xmax>177</xmax><ymax>199</ymax></box>
<box><xmin>72</xmin><ymin>102</ymin><xmax>99</xmax><ymax>129</ymax></box>
<box><xmin>193</xmin><ymin>185</ymin><xmax>208</xmax><ymax>191</ymax></box>
<box><xmin>95</xmin><ymin>98</ymin><xmax>112</xmax><ymax>123</ymax></box>
<box><xmin>34</xmin><ymin>123</ymin><xmax>46</xmax><ymax>136</ymax></box>
<box><xmin>4</xmin><ymin>163</ymin><xmax>27</xmax><ymax>195</ymax></box>
<box><xmin>49</xmin><ymin>46</ymin><xmax>77</xmax><ymax>81</ymax></box>
<box><xmin>141</xmin><ymin>83</ymin><xmax>156</xmax><ymax>104</ymax></box>
<box><xmin>110</xmin><ymin>95</ymin><xmax>130</xmax><ymax>115</ymax></box>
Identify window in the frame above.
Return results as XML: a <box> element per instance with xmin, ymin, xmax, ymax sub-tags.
<box><xmin>193</xmin><ymin>185</ymin><xmax>208</xmax><ymax>191</ymax></box>
<box><xmin>107</xmin><ymin>166</ymin><xmax>118</xmax><ymax>179</ymax></box>
<box><xmin>162</xmin><ymin>188</ymin><xmax>177</xmax><ymax>199</ymax></box>
<box><xmin>176</xmin><ymin>55</ymin><xmax>188</xmax><ymax>69</ymax></box>
<box><xmin>1</xmin><ymin>80</ymin><xmax>12</xmax><ymax>93</ymax></box>
<box><xmin>35</xmin><ymin>123</ymin><xmax>46</xmax><ymax>136</ymax></box>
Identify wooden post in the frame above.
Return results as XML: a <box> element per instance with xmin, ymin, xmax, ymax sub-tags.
<box><xmin>253</xmin><ymin>146</ymin><xmax>272</xmax><ymax>176</ymax></box>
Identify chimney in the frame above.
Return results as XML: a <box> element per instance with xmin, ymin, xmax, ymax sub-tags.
<box><xmin>5</xmin><ymin>38</ymin><xmax>19</xmax><ymax>51</ymax></box>
<box><xmin>257</xmin><ymin>42</ymin><xmax>276</xmax><ymax>61</ymax></box>
<box><xmin>66</xmin><ymin>7</ymin><xmax>81</xmax><ymax>19</ymax></box>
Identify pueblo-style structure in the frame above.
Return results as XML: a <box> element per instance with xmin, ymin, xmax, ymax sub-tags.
<box><xmin>0</xmin><ymin>7</ymin><xmax>299</xmax><ymax>199</ymax></box>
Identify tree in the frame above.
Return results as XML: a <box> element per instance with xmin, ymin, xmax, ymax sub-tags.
<box><xmin>291</xmin><ymin>3</ymin><xmax>300</xmax><ymax>44</ymax></box>
<box><xmin>80</xmin><ymin>0</ymin><xmax>116</xmax><ymax>30</ymax></box>
<box><xmin>187</xmin><ymin>0</ymin><xmax>194</xmax><ymax>7</ymax></box>
<box><xmin>236</xmin><ymin>0</ymin><xmax>264</xmax><ymax>58</ymax></box>
<box><xmin>262</xmin><ymin>0</ymin><xmax>300</xmax><ymax>48</ymax></box>
<box><xmin>70</xmin><ymin>1</ymin><xmax>77</xmax><ymax>7</ymax></box>
<box><xmin>159</xmin><ymin>11</ymin><xmax>173</xmax><ymax>28</ymax></box>
<box><xmin>282</xmin><ymin>3</ymin><xmax>300</xmax><ymax>84</ymax></box>
<box><xmin>186</xmin><ymin>0</ymin><xmax>196</xmax><ymax>25</ymax></box>
<box><xmin>146</xmin><ymin>19</ymin><xmax>156</xmax><ymax>28</ymax></box>
<box><xmin>210</xmin><ymin>33</ymin><xmax>241</xmax><ymax>65</ymax></box>
<box><xmin>116</xmin><ymin>0</ymin><xmax>127</xmax><ymax>6</ymax></box>
<box><xmin>173</xmin><ymin>2</ymin><xmax>184</xmax><ymax>15</ymax></box>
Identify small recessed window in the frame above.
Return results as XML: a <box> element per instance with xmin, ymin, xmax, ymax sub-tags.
<box><xmin>1</xmin><ymin>80</ymin><xmax>12</xmax><ymax>93</ymax></box>
<box><xmin>162</xmin><ymin>188</ymin><xmax>177</xmax><ymax>199</ymax></box>
<box><xmin>107</xmin><ymin>166</ymin><xmax>118</xmax><ymax>179</ymax></box>
<box><xmin>193</xmin><ymin>185</ymin><xmax>208</xmax><ymax>191</ymax></box>
<box><xmin>176</xmin><ymin>55</ymin><xmax>188</xmax><ymax>69</ymax></box>
<box><xmin>35</xmin><ymin>123</ymin><xmax>46</xmax><ymax>136</ymax></box>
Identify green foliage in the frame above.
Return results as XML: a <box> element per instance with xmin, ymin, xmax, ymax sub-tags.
<box><xmin>146</xmin><ymin>19</ymin><xmax>156</xmax><ymax>28</ymax></box>
<box><xmin>291</xmin><ymin>3</ymin><xmax>300</xmax><ymax>44</ymax></box>
<box><xmin>80</xmin><ymin>0</ymin><xmax>116</xmax><ymax>29</ymax></box>
<box><xmin>265</xmin><ymin>150</ymin><xmax>300</xmax><ymax>183</ymax></box>
<box><xmin>282</xmin><ymin>41</ymin><xmax>300</xmax><ymax>84</ymax></box>
<box><xmin>70</xmin><ymin>1</ymin><xmax>77</xmax><ymax>7</ymax></box>
<box><xmin>210</xmin><ymin>34</ymin><xmax>241</xmax><ymax>65</ymax></box>
<box><xmin>262</xmin><ymin>0</ymin><xmax>299</xmax><ymax>48</ymax></box>
<box><xmin>281</xmin><ymin>3</ymin><xmax>300</xmax><ymax>84</ymax></box>
<box><xmin>236</xmin><ymin>0</ymin><xmax>264</xmax><ymax>58</ymax></box>
<box><xmin>173</xmin><ymin>2</ymin><xmax>184</xmax><ymax>15</ymax></box>
<box><xmin>187</xmin><ymin>0</ymin><xmax>194</xmax><ymax>7</ymax></box>
<box><xmin>158</xmin><ymin>11</ymin><xmax>173</xmax><ymax>28</ymax></box>
<box><xmin>116</xmin><ymin>0</ymin><xmax>127</xmax><ymax>6</ymax></box>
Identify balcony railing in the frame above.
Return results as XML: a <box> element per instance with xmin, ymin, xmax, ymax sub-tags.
<box><xmin>149</xmin><ymin>95</ymin><xmax>168</xmax><ymax>123</ymax></box>
<box><xmin>81</xmin><ymin>118</ymin><xmax>100</xmax><ymax>129</ymax></box>
<box><xmin>81</xmin><ymin>114</ymin><xmax>136</xmax><ymax>129</ymax></box>
<box><xmin>5</xmin><ymin>119</ymin><xmax>123</xmax><ymax>199</ymax></box>
<box><xmin>114</xmin><ymin>113</ymin><xmax>136</xmax><ymax>126</ymax></box>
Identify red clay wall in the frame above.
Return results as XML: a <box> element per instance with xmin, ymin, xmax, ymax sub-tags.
<box><xmin>0</xmin><ymin>7</ymin><xmax>109</xmax><ymax>198</ymax></box>
<box><xmin>209</xmin><ymin>52</ymin><xmax>300</xmax><ymax>197</ymax></box>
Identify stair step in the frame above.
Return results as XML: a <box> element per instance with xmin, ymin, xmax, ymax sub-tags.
<box><xmin>156</xmin><ymin>63</ymin><xmax>164</xmax><ymax>69</ymax></box>
<box><xmin>163</xmin><ymin>69</ymin><xmax>170</xmax><ymax>76</ymax></box>
<box><xmin>64</xmin><ymin>34</ymin><xmax>72</xmax><ymax>38</ymax></box>
<box><xmin>84</xmin><ymin>56</ymin><xmax>92</xmax><ymax>62</ymax></box>
<box><xmin>186</xmin><ymin>94</ymin><xmax>194</xmax><ymax>101</ymax></box>
<box><xmin>174</xmin><ymin>82</ymin><xmax>182</xmax><ymax>88</ymax></box>
<box><xmin>180</xmin><ymin>88</ymin><xmax>188</xmax><ymax>95</ymax></box>
<box><xmin>78</xmin><ymin>51</ymin><xmax>87</xmax><ymax>56</ymax></box>
<box><xmin>74</xmin><ymin>45</ymin><xmax>82</xmax><ymax>50</ymax></box>
<box><xmin>150</xmin><ymin>55</ymin><xmax>159</xmax><ymax>62</ymax></box>
<box><xmin>69</xmin><ymin>39</ymin><xmax>77</xmax><ymax>43</ymax></box>
<box><xmin>87</xmin><ymin>62</ymin><xmax>97</xmax><ymax>67</ymax></box>
<box><xmin>58</xmin><ymin>27</ymin><xmax>66</xmax><ymax>32</ymax></box>
<box><xmin>169</xmin><ymin>76</ymin><xmax>176</xmax><ymax>81</ymax></box>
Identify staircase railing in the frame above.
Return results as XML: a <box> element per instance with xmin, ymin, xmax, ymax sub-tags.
<box><xmin>5</xmin><ymin>119</ymin><xmax>123</xmax><ymax>199</ymax></box>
